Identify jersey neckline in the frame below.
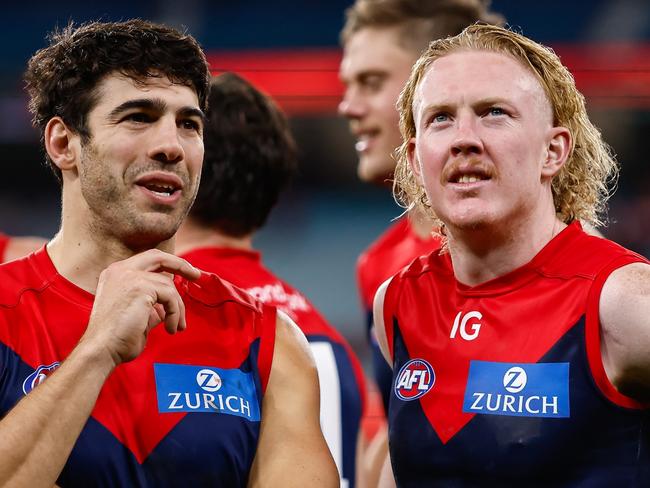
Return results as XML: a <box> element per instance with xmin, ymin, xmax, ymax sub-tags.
<box><xmin>451</xmin><ymin>221</ymin><xmax>582</xmax><ymax>297</ymax></box>
<box><xmin>29</xmin><ymin>247</ymin><xmax>95</xmax><ymax>309</ymax></box>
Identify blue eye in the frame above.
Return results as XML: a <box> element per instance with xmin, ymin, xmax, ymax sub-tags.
<box><xmin>431</xmin><ymin>113</ymin><xmax>449</xmax><ymax>124</ymax></box>
<box><xmin>488</xmin><ymin>107</ymin><xmax>505</xmax><ymax>116</ymax></box>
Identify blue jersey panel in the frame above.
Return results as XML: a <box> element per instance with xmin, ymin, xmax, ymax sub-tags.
<box><xmin>389</xmin><ymin>318</ymin><xmax>650</xmax><ymax>487</ymax></box>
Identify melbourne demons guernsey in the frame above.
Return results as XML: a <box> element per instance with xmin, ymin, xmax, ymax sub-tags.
<box><xmin>0</xmin><ymin>248</ymin><xmax>276</xmax><ymax>487</ymax></box>
<box><xmin>181</xmin><ymin>246</ymin><xmax>366</xmax><ymax>488</ymax></box>
<box><xmin>381</xmin><ymin>222</ymin><xmax>650</xmax><ymax>486</ymax></box>
<box><xmin>0</xmin><ymin>233</ymin><xmax>10</xmax><ymax>263</ymax></box>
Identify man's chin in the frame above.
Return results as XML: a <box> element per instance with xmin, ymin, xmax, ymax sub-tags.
<box><xmin>357</xmin><ymin>155</ymin><xmax>395</xmax><ymax>186</ymax></box>
<box><xmin>120</xmin><ymin>217</ymin><xmax>182</xmax><ymax>252</ymax></box>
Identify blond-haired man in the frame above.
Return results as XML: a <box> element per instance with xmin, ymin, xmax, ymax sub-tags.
<box><xmin>375</xmin><ymin>24</ymin><xmax>650</xmax><ymax>486</ymax></box>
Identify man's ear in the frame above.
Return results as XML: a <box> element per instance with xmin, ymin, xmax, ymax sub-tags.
<box><xmin>542</xmin><ymin>126</ymin><xmax>571</xmax><ymax>179</ymax></box>
<box><xmin>406</xmin><ymin>137</ymin><xmax>423</xmax><ymax>184</ymax></box>
<box><xmin>44</xmin><ymin>117</ymin><xmax>81</xmax><ymax>172</ymax></box>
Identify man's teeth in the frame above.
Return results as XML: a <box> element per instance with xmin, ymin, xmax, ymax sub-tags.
<box><xmin>458</xmin><ymin>175</ymin><xmax>482</xmax><ymax>183</ymax></box>
<box><xmin>355</xmin><ymin>139</ymin><xmax>369</xmax><ymax>152</ymax></box>
<box><xmin>146</xmin><ymin>184</ymin><xmax>175</xmax><ymax>196</ymax></box>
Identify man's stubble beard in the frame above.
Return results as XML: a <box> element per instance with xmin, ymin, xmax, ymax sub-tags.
<box><xmin>78</xmin><ymin>140</ymin><xmax>195</xmax><ymax>252</ymax></box>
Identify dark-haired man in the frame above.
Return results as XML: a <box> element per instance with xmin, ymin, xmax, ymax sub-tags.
<box><xmin>175</xmin><ymin>72</ymin><xmax>365</xmax><ymax>488</ymax></box>
<box><xmin>0</xmin><ymin>20</ymin><xmax>337</xmax><ymax>487</ymax></box>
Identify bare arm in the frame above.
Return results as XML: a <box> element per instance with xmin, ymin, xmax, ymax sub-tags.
<box><xmin>600</xmin><ymin>262</ymin><xmax>650</xmax><ymax>399</ymax></box>
<box><xmin>372</xmin><ymin>279</ymin><xmax>393</xmax><ymax>367</ymax></box>
<box><xmin>357</xmin><ymin>425</ymin><xmax>390</xmax><ymax>488</ymax></box>
<box><xmin>0</xmin><ymin>250</ymin><xmax>200</xmax><ymax>487</ymax></box>
<box><xmin>248</xmin><ymin>313</ymin><xmax>339</xmax><ymax>488</ymax></box>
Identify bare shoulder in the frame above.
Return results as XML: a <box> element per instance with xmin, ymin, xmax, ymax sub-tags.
<box><xmin>272</xmin><ymin>311</ymin><xmax>315</xmax><ymax>373</ymax></box>
<box><xmin>601</xmin><ymin>262</ymin><xmax>650</xmax><ymax>310</ymax></box>
<box><xmin>600</xmin><ymin>262</ymin><xmax>650</xmax><ymax>395</ymax></box>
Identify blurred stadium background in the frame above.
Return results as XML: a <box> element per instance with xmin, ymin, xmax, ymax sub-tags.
<box><xmin>2</xmin><ymin>0</ymin><xmax>649</xmax><ymax>364</ymax></box>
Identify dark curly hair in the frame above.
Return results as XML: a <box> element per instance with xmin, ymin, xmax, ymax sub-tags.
<box><xmin>189</xmin><ymin>73</ymin><xmax>298</xmax><ymax>237</ymax></box>
<box><xmin>24</xmin><ymin>19</ymin><xmax>210</xmax><ymax>182</ymax></box>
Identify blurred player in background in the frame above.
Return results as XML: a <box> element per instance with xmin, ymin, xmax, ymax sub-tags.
<box><xmin>338</xmin><ymin>2</ymin><xmax>504</xmax><ymax>485</ymax></box>
<box><xmin>0</xmin><ymin>232</ymin><xmax>46</xmax><ymax>263</ymax></box>
<box><xmin>176</xmin><ymin>72</ymin><xmax>365</xmax><ymax>488</ymax></box>
<box><xmin>338</xmin><ymin>0</ymin><xmax>504</xmax><ymax>417</ymax></box>
<box><xmin>374</xmin><ymin>23</ymin><xmax>650</xmax><ymax>486</ymax></box>
<box><xmin>0</xmin><ymin>20</ymin><xmax>337</xmax><ymax>487</ymax></box>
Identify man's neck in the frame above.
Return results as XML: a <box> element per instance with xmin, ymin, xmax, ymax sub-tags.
<box><xmin>46</xmin><ymin>226</ymin><xmax>174</xmax><ymax>295</ymax></box>
<box><xmin>174</xmin><ymin>217</ymin><xmax>253</xmax><ymax>256</ymax></box>
<box><xmin>446</xmin><ymin>209</ymin><xmax>566</xmax><ymax>287</ymax></box>
<box><xmin>47</xmin><ymin>190</ymin><xmax>174</xmax><ymax>294</ymax></box>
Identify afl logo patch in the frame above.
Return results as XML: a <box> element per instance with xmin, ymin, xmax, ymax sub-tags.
<box><xmin>394</xmin><ymin>359</ymin><xmax>435</xmax><ymax>401</ymax></box>
<box><xmin>22</xmin><ymin>362</ymin><xmax>60</xmax><ymax>394</ymax></box>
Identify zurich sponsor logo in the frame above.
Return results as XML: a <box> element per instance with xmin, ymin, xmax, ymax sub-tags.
<box><xmin>394</xmin><ymin>358</ymin><xmax>435</xmax><ymax>401</ymax></box>
<box><xmin>462</xmin><ymin>361</ymin><xmax>569</xmax><ymax>418</ymax></box>
<box><xmin>154</xmin><ymin>363</ymin><xmax>260</xmax><ymax>421</ymax></box>
<box><xmin>196</xmin><ymin>368</ymin><xmax>222</xmax><ymax>392</ymax></box>
<box><xmin>22</xmin><ymin>362</ymin><xmax>60</xmax><ymax>394</ymax></box>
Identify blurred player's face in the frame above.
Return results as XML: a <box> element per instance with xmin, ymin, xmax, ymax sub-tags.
<box><xmin>77</xmin><ymin>74</ymin><xmax>204</xmax><ymax>249</ymax></box>
<box><xmin>339</xmin><ymin>27</ymin><xmax>417</xmax><ymax>184</ymax></box>
<box><xmin>408</xmin><ymin>50</ymin><xmax>562</xmax><ymax>235</ymax></box>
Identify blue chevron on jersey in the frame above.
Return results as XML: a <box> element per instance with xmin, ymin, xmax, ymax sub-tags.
<box><xmin>154</xmin><ymin>363</ymin><xmax>261</xmax><ymax>421</ymax></box>
<box><xmin>462</xmin><ymin>361</ymin><xmax>570</xmax><ymax>418</ymax></box>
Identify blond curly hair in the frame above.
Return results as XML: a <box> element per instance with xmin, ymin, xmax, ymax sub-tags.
<box><xmin>394</xmin><ymin>23</ymin><xmax>618</xmax><ymax>232</ymax></box>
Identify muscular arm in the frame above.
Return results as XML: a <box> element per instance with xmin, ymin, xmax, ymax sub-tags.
<box><xmin>248</xmin><ymin>314</ymin><xmax>339</xmax><ymax>488</ymax></box>
<box><xmin>0</xmin><ymin>341</ymin><xmax>115</xmax><ymax>487</ymax></box>
<box><xmin>0</xmin><ymin>250</ymin><xmax>199</xmax><ymax>487</ymax></box>
<box><xmin>600</xmin><ymin>262</ymin><xmax>650</xmax><ymax>400</ymax></box>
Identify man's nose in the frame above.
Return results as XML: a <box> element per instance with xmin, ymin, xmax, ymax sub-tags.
<box><xmin>450</xmin><ymin>114</ymin><xmax>483</xmax><ymax>157</ymax></box>
<box><xmin>148</xmin><ymin>117</ymin><xmax>185</xmax><ymax>164</ymax></box>
<box><xmin>338</xmin><ymin>88</ymin><xmax>366</xmax><ymax>120</ymax></box>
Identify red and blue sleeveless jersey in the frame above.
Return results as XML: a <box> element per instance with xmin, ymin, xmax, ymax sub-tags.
<box><xmin>181</xmin><ymin>246</ymin><xmax>366</xmax><ymax>488</ymax></box>
<box><xmin>0</xmin><ymin>233</ymin><xmax>10</xmax><ymax>263</ymax></box>
<box><xmin>0</xmin><ymin>248</ymin><xmax>276</xmax><ymax>487</ymax></box>
<box><xmin>381</xmin><ymin>222</ymin><xmax>650</xmax><ymax>486</ymax></box>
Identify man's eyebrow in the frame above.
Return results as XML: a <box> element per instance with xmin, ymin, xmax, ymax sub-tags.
<box><xmin>418</xmin><ymin>103</ymin><xmax>454</xmax><ymax>119</ymax></box>
<box><xmin>107</xmin><ymin>99</ymin><xmax>205</xmax><ymax>121</ymax></box>
<box><xmin>107</xmin><ymin>98</ymin><xmax>167</xmax><ymax>119</ymax></box>
<box><xmin>178</xmin><ymin>106</ymin><xmax>206</xmax><ymax>122</ymax></box>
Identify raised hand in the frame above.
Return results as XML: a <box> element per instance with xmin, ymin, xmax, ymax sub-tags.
<box><xmin>81</xmin><ymin>249</ymin><xmax>201</xmax><ymax>367</ymax></box>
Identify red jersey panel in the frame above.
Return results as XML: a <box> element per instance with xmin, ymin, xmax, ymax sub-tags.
<box><xmin>180</xmin><ymin>246</ymin><xmax>366</xmax><ymax>488</ymax></box>
<box><xmin>0</xmin><ymin>248</ymin><xmax>276</xmax><ymax>487</ymax></box>
<box><xmin>0</xmin><ymin>233</ymin><xmax>9</xmax><ymax>263</ymax></box>
<box><xmin>381</xmin><ymin>222</ymin><xmax>650</xmax><ymax>486</ymax></box>
<box><xmin>357</xmin><ymin>217</ymin><xmax>441</xmax><ymax>313</ymax></box>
